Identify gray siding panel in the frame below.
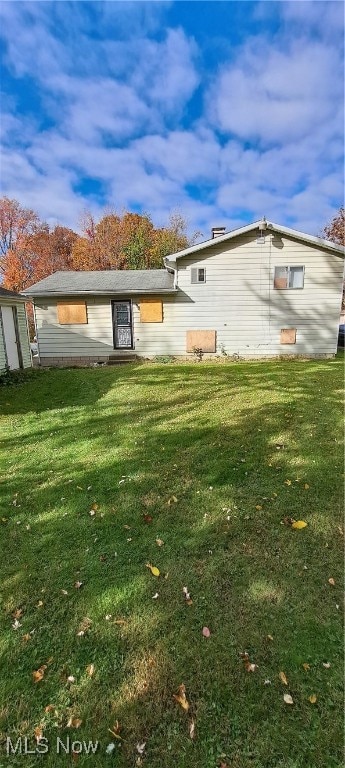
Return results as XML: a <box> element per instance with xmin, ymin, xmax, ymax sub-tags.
<box><xmin>0</xmin><ymin>310</ymin><xmax>7</xmax><ymax>372</ymax></box>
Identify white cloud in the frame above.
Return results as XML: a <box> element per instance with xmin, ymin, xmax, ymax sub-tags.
<box><xmin>210</xmin><ymin>37</ymin><xmax>343</xmax><ymax>145</ymax></box>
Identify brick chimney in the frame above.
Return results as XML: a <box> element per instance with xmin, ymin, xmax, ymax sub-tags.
<box><xmin>211</xmin><ymin>226</ymin><xmax>226</xmax><ymax>239</ymax></box>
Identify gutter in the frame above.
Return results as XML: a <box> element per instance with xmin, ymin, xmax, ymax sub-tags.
<box><xmin>23</xmin><ymin>288</ymin><xmax>178</xmax><ymax>299</ymax></box>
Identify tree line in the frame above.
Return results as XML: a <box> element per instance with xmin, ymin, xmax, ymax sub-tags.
<box><xmin>0</xmin><ymin>198</ymin><xmax>199</xmax><ymax>293</ymax></box>
<box><xmin>0</xmin><ymin>197</ymin><xmax>343</xmax><ymax>296</ymax></box>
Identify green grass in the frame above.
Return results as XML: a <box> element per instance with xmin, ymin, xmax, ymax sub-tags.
<box><xmin>0</xmin><ymin>358</ymin><xmax>343</xmax><ymax>768</ymax></box>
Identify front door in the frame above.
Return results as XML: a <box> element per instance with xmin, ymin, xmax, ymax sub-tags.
<box><xmin>1</xmin><ymin>305</ymin><xmax>20</xmax><ymax>370</ymax></box>
<box><xmin>112</xmin><ymin>301</ymin><xmax>133</xmax><ymax>349</ymax></box>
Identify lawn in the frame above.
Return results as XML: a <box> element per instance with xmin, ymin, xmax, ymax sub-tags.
<box><xmin>0</xmin><ymin>358</ymin><xmax>343</xmax><ymax>768</ymax></box>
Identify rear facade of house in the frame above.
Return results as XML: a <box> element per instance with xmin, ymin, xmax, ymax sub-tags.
<box><xmin>0</xmin><ymin>287</ymin><xmax>32</xmax><ymax>373</ymax></box>
<box><xmin>23</xmin><ymin>221</ymin><xmax>345</xmax><ymax>365</ymax></box>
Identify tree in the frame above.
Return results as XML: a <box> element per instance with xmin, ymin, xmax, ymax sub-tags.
<box><xmin>0</xmin><ymin>197</ymin><xmax>42</xmax><ymax>272</ymax></box>
<box><xmin>2</xmin><ymin>225</ymin><xmax>78</xmax><ymax>292</ymax></box>
<box><xmin>322</xmin><ymin>207</ymin><xmax>344</xmax><ymax>246</ymax></box>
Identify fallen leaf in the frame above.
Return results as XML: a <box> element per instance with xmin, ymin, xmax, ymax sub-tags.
<box><xmin>12</xmin><ymin>619</ymin><xmax>22</xmax><ymax>630</ymax></box>
<box><xmin>113</xmin><ymin>618</ymin><xmax>127</xmax><ymax>625</ymax></box>
<box><xmin>322</xmin><ymin>662</ymin><xmax>331</xmax><ymax>669</ymax></box>
<box><xmin>152</xmin><ymin>592</ymin><xmax>159</xmax><ymax>599</ymax></box>
<box><xmin>86</xmin><ymin>663</ymin><xmax>95</xmax><ymax>677</ymax></box>
<box><xmin>202</xmin><ymin>626</ymin><xmax>211</xmax><ymax>638</ymax></box>
<box><xmin>304</xmin><ymin>483</ymin><xmax>310</xmax><ymax>490</ymax></box>
<box><xmin>77</xmin><ymin>617</ymin><xmax>92</xmax><ymax>636</ymax></box>
<box><xmin>241</xmin><ymin>652</ymin><xmax>257</xmax><ymax>672</ymax></box>
<box><xmin>255</xmin><ymin>505</ymin><xmax>263</xmax><ymax>511</ymax></box>
<box><xmin>284</xmin><ymin>479</ymin><xmax>292</xmax><ymax>486</ymax></box>
<box><xmin>292</xmin><ymin>520</ymin><xmax>308</xmax><ymax>529</ymax></box>
<box><xmin>282</xmin><ymin>516</ymin><xmax>295</xmax><ymax>526</ymax></box>
<box><xmin>308</xmin><ymin>694</ymin><xmax>317</xmax><ymax>704</ymax></box>
<box><xmin>328</xmin><ymin>577</ymin><xmax>335</xmax><ymax>586</ymax></box>
<box><xmin>34</xmin><ymin>725</ymin><xmax>44</xmax><ymax>743</ymax></box>
<box><xmin>189</xmin><ymin>718</ymin><xmax>195</xmax><ymax>740</ymax></box>
<box><xmin>136</xmin><ymin>742</ymin><xmax>146</xmax><ymax>755</ymax></box>
<box><xmin>167</xmin><ymin>495</ymin><xmax>178</xmax><ymax>505</ymax></box>
<box><xmin>12</xmin><ymin>608</ymin><xmax>23</xmax><ymax>619</ymax></box>
<box><xmin>106</xmin><ymin>743</ymin><xmax>116</xmax><ymax>755</ymax></box>
<box><xmin>67</xmin><ymin>717</ymin><xmax>82</xmax><ymax>729</ymax></box>
<box><xmin>267</xmin><ymin>634</ymin><xmax>274</xmax><ymax>641</ymax></box>
<box><xmin>36</xmin><ymin>600</ymin><xmax>44</xmax><ymax>608</ymax></box>
<box><xmin>302</xmin><ymin>663</ymin><xmax>310</xmax><ymax>671</ymax></box>
<box><xmin>146</xmin><ymin>563</ymin><xmax>160</xmax><ymax>577</ymax></box>
<box><xmin>143</xmin><ymin>514</ymin><xmax>153</xmax><ymax>523</ymax></box>
<box><xmin>264</xmin><ymin>679</ymin><xmax>271</xmax><ymax>685</ymax></box>
<box><xmin>74</xmin><ymin>581</ymin><xmax>83</xmax><ymax>589</ymax></box>
<box><xmin>67</xmin><ymin>675</ymin><xmax>75</xmax><ymax>683</ymax></box>
<box><xmin>91</xmin><ymin>503</ymin><xmax>99</xmax><ymax>511</ymax></box>
<box><xmin>61</xmin><ymin>589</ymin><xmax>68</xmax><ymax>595</ymax></box>
<box><xmin>283</xmin><ymin>693</ymin><xmax>294</xmax><ymax>705</ymax></box>
<box><xmin>173</xmin><ymin>683</ymin><xmax>190</xmax><ymax>711</ymax></box>
<box><xmin>22</xmin><ymin>633</ymin><xmax>31</xmax><ymax>642</ymax></box>
<box><xmin>155</xmin><ymin>538</ymin><xmax>164</xmax><ymax>547</ymax></box>
<box><xmin>45</xmin><ymin>705</ymin><xmax>57</xmax><ymax>714</ymax></box>
<box><xmin>32</xmin><ymin>665</ymin><xmax>47</xmax><ymax>683</ymax></box>
<box><xmin>279</xmin><ymin>671</ymin><xmax>288</xmax><ymax>685</ymax></box>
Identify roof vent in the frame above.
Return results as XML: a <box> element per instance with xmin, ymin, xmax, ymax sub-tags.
<box><xmin>212</xmin><ymin>226</ymin><xmax>226</xmax><ymax>239</ymax></box>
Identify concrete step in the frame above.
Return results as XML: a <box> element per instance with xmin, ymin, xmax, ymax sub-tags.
<box><xmin>107</xmin><ymin>355</ymin><xmax>137</xmax><ymax>365</ymax></box>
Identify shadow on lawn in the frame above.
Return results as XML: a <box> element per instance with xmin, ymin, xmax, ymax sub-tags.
<box><xmin>0</xmin><ymin>361</ymin><xmax>343</xmax><ymax>767</ymax></box>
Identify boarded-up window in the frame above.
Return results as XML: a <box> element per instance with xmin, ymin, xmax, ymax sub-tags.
<box><xmin>186</xmin><ymin>330</ymin><xmax>216</xmax><ymax>353</ymax></box>
<box><xmin>57</xmin><ymin>302</ymin><xmax>88</xmax><ymax>324</ymax></box>
<box><xmin>139</xmin><ymin>299</ymin><xmax>163</xmax><ymax>323</ymax></box>
<box><xmin>274</xmin><ymin>266</ymin><xmax>288</xmax><ymax>289</ymax></box>
<box><xmin>280</xmin><ymin>328</ymin><xmax>297</xmax><ymax>344</ymax></box>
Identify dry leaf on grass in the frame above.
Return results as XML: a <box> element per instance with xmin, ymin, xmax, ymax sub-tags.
<box><xmin>173</xmin><ymin>683</ymin><xmax>190</xmax><ymax>711</ymax></box>
<box><xmin>322</xmin><ymin>662</ymin><xmax>331</xmax><ymax>669</ymax></box>
<box><xmin>146</xmin><ymin>563</ymin><xmax>160</xmax><ymax>577</ymax></box>
<box><xmin>267</xmin><ymin>634</ymin><xmax>274</xmax><ymax>641</ymax></box>
<box><xmin>74</xmin><ymin>581</ymin><xmax>83</xmax><ymax>589</ymax></box>
<box><xmin>292</xmin><ymin>520</ymin><xmax>308</xmax><ymax>529</ymax></box>
<box><xmin>241</xmin><ymin>652</ymin><xmax>257</xmax><ymax>672</ymax></box>
<box><xmin>189</xmin><ymin>718</ymin><xmax>195</xmax><ymax>739</ymax></box>
<box><xmin>302</xmin><ymin>663</ymin><xmax>310</xmax><ymax>671</ymax></box>
<box><xmin>86</xmin><ymin>663</ymin><xmax>95</xmax><ymax>677</ymax></box>
<box><xmin>143</xmin><ymin>514</ymin><xmax>153</xmax><ymax>523</ymax></box>
<box><xmin>202</xmin><ymin>626</ymin><xmax>211</xmax><ymax>638</ymax></box>
<box><xmin>136</xmin><ymin>742</ymin><xmax>146</xmax><ymax>755</ymax></box>
<box><xmin>67</xmin><ymin>717</ymin><xmax>82</xmax><ymax>729</ymax></box>
<box><xmin>328</xmin><ymin>577</ymin><xmax>335</xmax><ymax>586</ymax></box>
<box><xmin>284</xmin><ymin>479</ymin><xmax>292</xmax><ymax>486</ymax></box>
<box><xmin>279</xmin><ymin>672</ymin><xmax>288</xmax><ymax>685</ymax></box>
<box><xmin>155</xmin><ymin>538</ymin><xmax>164</xmax><ymax>547</ymax></box>
<box><xmin>108</xmin><ymin>720</ymin><xmax>122</xmax><ymax>740</ymax></box>
<box><xmin>34</xmin><ymin>725</ymin><xmax>44</xmax><ymax>743</ymax></box>
<box><xmin>32</xmin><ymin>665</ymin><xmax>47</xmax><ymax>683</ymax></box>
<box><xmin>167</xmin><ymin>495</ymin><xmax>178</xmax><ymax>505</ymax></box>
<box><xmin>283</xmin><ymin>693</ymin><xmax>294</xmax><ymax>705</ymax></box>
<box><xmin>182</xmin><ymin>586</ymin><xmax>193</xmax><ymax>605</ymax></box>
<box><xmin>77</xmin><ymin>617</ymin><xmax>92</xmax><ymax>636</ymax></box>
<box><xmin>308</xmin><ymin>694</ymin><xmax>317</xmax><ymax>704</ymax></box>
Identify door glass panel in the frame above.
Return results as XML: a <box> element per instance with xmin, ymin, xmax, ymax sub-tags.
<box><xmin>116</xmin><ymin>327</ymin><xmax>132</xmax><ymax>348</ymax></box>
<box><xmin>116</xmin><ymin>304</ymin><xmax>130</xmax><ymax>325</ymax></box>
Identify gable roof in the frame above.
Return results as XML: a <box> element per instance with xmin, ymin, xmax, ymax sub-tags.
<box><xmin>0</xmin><ymin>286</ymin><xmax>27</xmax><ymax>302</ymax></box>
<box><xmin>22</xmin><ymin>269</ymin><xmax>176</xmax><ymax>297</ymax></box>
<box><xmin>164</xmin><ymin>219</ymin><xmax>345</xmax><ymax>263</ymax></box>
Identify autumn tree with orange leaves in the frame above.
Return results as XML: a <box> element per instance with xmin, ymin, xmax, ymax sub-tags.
<box><xmin>322</xmin><ymin>207</ymin><xmax>345</xmax><ymax>247</ymax></box>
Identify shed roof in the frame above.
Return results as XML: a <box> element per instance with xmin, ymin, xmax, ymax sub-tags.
<box><xmin>23</xmin><ymin>269</ymin><xmax>175</xmax><ymax>297</ymax></box>
<box><xmin>164</xmin><ymin>220</ymin><xmax>345</xmax><ymax>263</ymax></box>
<box><xmin>0</xmin><ymin>286</ymin><xmax>27</xmax><ymax>302</ymax></box>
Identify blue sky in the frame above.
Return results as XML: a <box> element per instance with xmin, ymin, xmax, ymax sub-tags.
<box><xmin>0</xmin><ymin>1</ymin><xmax>344</xmax><ymax>239</ymax></box>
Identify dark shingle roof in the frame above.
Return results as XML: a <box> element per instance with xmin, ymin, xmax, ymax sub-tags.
<box><xmin>22</xmin><ymin>269</ymin><xmax>176</xmax><ymax>297</ymax></box>
<box><xmin>0</xmin><ymin>286</ymin><xmax>26</xmax><ymax>301</ymax></box>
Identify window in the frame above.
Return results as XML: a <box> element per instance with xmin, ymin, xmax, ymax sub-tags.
<box><xmin>274</xmin><ymin>266</ymin><xmax>304</xmax><ymax>289</ymax></box>
<box><xmin>191</xmin><ymin>267</ymin><xmax>206</xmax><ymax>284</ymax></box>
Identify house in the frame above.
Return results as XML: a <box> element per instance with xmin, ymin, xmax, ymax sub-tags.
<box><xmin>0</xmin><ymin>287</ymin><xmax>32</xmax><ymax>373</ymax></box>
<box><xmin>22</xmin><ymin>219</ymin><xmax>345</xmax><ymax>365</ymax></box>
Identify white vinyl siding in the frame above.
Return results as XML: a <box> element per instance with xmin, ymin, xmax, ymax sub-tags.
<box><xmin>16</xmin><ymin>304</ymin><xmax>32</xmax><ymax>368</ymax></box>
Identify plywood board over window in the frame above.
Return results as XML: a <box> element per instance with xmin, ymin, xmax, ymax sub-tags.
<box><xmin>139</xmin><ymin>299</ymin><xmax>163</xmax><ymax>323</ymax></box>
<box><xmin>280</xmin><ymin>328</ymin><xmax>296</xmax><ymax>344</ymax></box>
<box><xmin>186</xmin><ymin>330</ymin><xmax>216</xmax><ymax>353</ymax></box>
<box><xmin>57</xmin><ymin>301</ymin><xmax>88</xmax><ymax>324</ymax></box>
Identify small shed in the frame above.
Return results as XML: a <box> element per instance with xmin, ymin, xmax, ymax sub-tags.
<box><xmin>0</xmin><ymin>287</ymin><xmax>32</xmax><ymax>372</ymax></box>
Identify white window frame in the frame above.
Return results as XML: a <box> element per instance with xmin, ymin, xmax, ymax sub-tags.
<box><xmin>191</xmin><ymin>267</ymin><xmax>206</xmax><ymax>284</ymax></box>
<box><xmin>274</xmin><ymin>265</ymin><xmax>305</xmax><ymax>290</ymax></box>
